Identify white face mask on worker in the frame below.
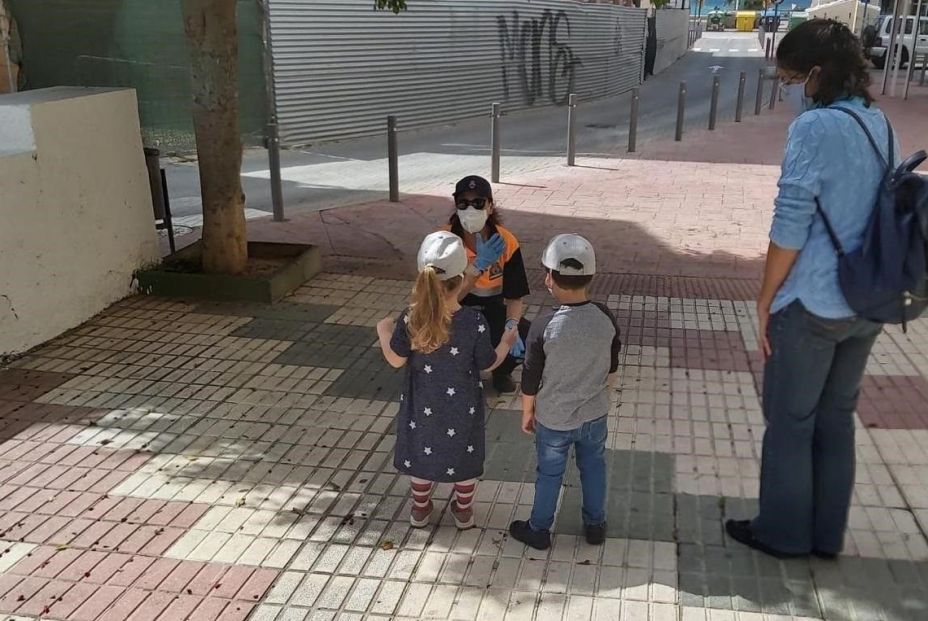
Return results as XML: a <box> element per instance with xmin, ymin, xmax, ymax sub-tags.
<box><xmin>458</xmin><ymin>207</ymin><xmax>488</xmax><ymax>233</ymax></box>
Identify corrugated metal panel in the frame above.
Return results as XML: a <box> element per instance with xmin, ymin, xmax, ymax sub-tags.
<box><xmin>267</xmin><ymin>0</ymin><xmax>646</xmax><ymax>145</ymax></box>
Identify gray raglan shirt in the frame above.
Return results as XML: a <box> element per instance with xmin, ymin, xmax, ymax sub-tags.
<box><xmin>522</xmin><ymin>302</ymin><xmax>621</xmax><ymax>431</ymax></box>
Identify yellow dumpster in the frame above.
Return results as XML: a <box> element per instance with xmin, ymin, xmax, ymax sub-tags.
<box><xmin>736</xmin><ymin>11</ymin><xmax>756</xmax><ymax>32</ymax></box>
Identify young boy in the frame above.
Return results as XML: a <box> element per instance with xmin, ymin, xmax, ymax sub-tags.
<box><xmin>509</xmin><ymin>234</ymin><xmax>621</xmax><ymax>550</ymax></box>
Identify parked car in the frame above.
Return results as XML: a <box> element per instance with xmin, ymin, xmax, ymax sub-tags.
<box><xmin>869</xmin><ymin>14</ymin><xmax>928</xmax><ymax>69</ymax></box>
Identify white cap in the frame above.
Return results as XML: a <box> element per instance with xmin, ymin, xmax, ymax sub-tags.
<box><xmin>417</xmin><ymin>231</ymin><xmax>468</xmax><ymax>280</ymax></box>
<box><xmin>541</xmin><ymin>234</ymin><xmax>596</xmax><ymax>276</ymax></box>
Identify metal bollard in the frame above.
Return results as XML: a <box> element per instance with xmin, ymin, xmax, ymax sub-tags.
<box><xmin>628</xmin><ymin>88</ymin><xmax>640</xmax><ymax>153</ymax></box>
<box><xmin>675</xmin><ymin>82</ymin><xmax>686</xmax><ymax>142</ymax></box>
<box><xmin>904</xmin><ymin>49</ymin><xmax>918</xmax><ymax>100</ymax></box>
<box><xmin>490</xmin><ymin>103</ymin><xmax>501</xmax><ymax>183</ymax></box>
<box><xmin>387</xmin><ymin>115</ymin><xmax>399</xmax><ymax>203</ymax></box>
<box><xmin>159</xmin><ymin>169</ymin><xmax>176</xmax><ymax>253</ymax></box>
<box><xmin>765</xmin><ymin>38</ymin><xmax>772</xmax><ymax>60</ymax></box>
<box><xmin>755</xmin><ymin>68</ymin><xmax>765</xmax><ymax>116</ymax></box>
<box><xmin>267</xmin><ymin>117</ymin><xmax>285</xmax><ymax>222</ymax></box>
<box><xmin>567</xmin><ymin>94</ymin><xmax>577</xmax><ymax>166</ymax></box>
<box><xmin>708</xmin><ymin>76</ymin><xmax>720</xmax><ymax>131</ymax></box>
<box><xmin>143</xmin><ymin>147</ymin><xmax>166</xmax><ymax>222</ymax></box>
<box><xmin>768</xmin><ymin>75</ymin><xmax>778</xmax><ymax>111</ymax></box>
<box><xmin>735</xmin><ymin>71</ymin><xmax>746</xmax><ymax>123</ymax></box>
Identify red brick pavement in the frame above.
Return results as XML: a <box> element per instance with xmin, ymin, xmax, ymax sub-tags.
<box><xmin>0</xmin><ymin>369</ymin><xmax>278</xmax><ymax>620</ymax></box>
<box><xmin>237</xmin><ymin>157</ymin><xmax>773</xmax><ymax>288</ymax></box>
<box><xmin>857</xmin><ymin>375</ymin><xmax>928</xmax><ymax>430</ymax></box>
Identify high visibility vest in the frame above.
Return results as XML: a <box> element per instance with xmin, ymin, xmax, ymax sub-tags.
<box><xmin>444</xmin><ymin>224</ymin><xmax>521</xmax><ymax>298</ymax></box>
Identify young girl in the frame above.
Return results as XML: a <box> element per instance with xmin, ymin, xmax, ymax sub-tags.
<box><xmin>377</xmin><ymin>231</ymin><xmax>517</xmax><ymax>529</ymax></box>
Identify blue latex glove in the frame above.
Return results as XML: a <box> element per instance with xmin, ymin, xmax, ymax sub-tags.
<box><xmin>506</xmin><ymin>318</ymin><xmax>525</xmax><ymax>359</ymax></box>
<box><xmin>474</xmin><ymin>233</ymin><xmax>505</xmax><ymax>272</ymax></box>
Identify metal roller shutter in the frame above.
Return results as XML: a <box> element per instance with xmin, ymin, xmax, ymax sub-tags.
<box><xmin>268</xmin><ymin>0</ymin><xmax>646</xmax><ymax>145</ymax></box>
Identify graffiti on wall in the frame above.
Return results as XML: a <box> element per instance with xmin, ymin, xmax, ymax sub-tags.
<box><xmin>496</xmin><ymin>9</ymin><xmax>582</xmax><ymax>107</ymax></box>
<box><xmin>613</xmin><ymin>17</ymin><xmax>625</xmax><ymax>56</ymax></box>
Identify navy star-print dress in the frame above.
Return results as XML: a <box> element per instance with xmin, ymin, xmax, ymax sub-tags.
<box><xmin>391</xmin><ymin>307</ymin><xmax>497</xmax><ymax>483</ymax></box>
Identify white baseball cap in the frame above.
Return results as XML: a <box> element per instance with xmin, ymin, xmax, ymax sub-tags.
<box><xmin>417</xmin><ymin>231</ymin><xmax>468</xmax><ymax>280</ymax></box>
<box><xmin>542</xmin><ymin>234</ymin><xmax>596</xmax><ymax>276</ymax></box>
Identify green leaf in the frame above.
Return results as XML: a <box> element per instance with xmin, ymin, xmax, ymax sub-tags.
<box><xmin>373</xmin><ymin>0</ymin><xmax>408</xmax><ymax>14</ymax></box>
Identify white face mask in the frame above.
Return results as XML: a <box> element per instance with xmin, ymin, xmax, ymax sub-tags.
<box><xmin>782</xmin><ymin>75</ymin><xmax>813</xmax><ymax>116</ymax></box>
<box><xmin>457</xmin><ymin>207</ymin><xmax>488</xmax><ymax>234</ymax></box>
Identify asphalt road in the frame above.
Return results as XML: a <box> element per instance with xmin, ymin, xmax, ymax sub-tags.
<box><xmin>165</xmin><ymin>32</ymin><xmax>766</xmax><ymax>222</ymax></box>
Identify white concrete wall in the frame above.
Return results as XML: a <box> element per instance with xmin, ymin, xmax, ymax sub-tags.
<box><xmin>0</xmin><ymin>87</ymin><xmax>159</xmax><ymax>357</ymax></box>
<box><xmin>655</xmin><ymin>9</ymin><xmax>690</xmax><ymax>75</ymax></box>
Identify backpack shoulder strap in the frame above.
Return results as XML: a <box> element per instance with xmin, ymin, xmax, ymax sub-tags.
<box><xmin>815</xmin><ymin>197</ymin><xmax>846</xmax><ymax>257</ymax></box>
<box><xmin>831</xmin><ymin>106</ymin><xmax>891</xmax><ymax>169</ymax></box>
<box><xmin>885</xmin><ymin>114</ymin><xmax>895</xmax><ymax>169</ymax></box>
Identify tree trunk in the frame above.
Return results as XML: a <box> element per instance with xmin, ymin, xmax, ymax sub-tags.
<box><xmin>181</xmin><ymin>0</ymin><xmax>248</xmax><ymax>274</ymax></box>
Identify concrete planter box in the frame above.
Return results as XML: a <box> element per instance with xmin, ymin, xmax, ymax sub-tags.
<box><xmin>136</xmin><ymin>241</ymin><xmax>321</xmax><ymax>304</ymax></box>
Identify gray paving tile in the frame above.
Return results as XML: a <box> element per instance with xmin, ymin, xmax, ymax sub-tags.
<box><xmin>271</xmin><ymin>323</ymin><xmax>375</xmax><ymax>365</ymax></box>
<box><xmin>784</xmin><ymin>580</ymin><xmax>821</xmax><ymax>619</ymax></box>
<box><xmin>678</xmin><ymin>543</ymin><xmax>820</xmax><ymax>615</ymax></box>
<box><xmin>483</xmin><ymin>409</ymin><xmax>537</xmax><ymax>483</ymax></box>
<box><xmin>677</xmin><ymin>538</ymin><xmax>928</xmax><ymax>620</ymax></box>
<box><xmin>676</xmin><ymin>493</ymin><xmax>726</xmax><ymax>546</ymax></box>
<box><xmin>486</xmin><ymin>408</ymin><xmax>528</xmax><ymax>445</ymax></box>
<box><xmin>483</xmin><ymin>440</ymin><xmax>536</xmax><ymax>484</ymax></box>
<box><xmin>729</xmin><ymin>577</ymin><xmax>763</xmax><ymax>613</ymax></box>
<box><xmin>325</xmin><ymin>368</ymin><xmax>405</xmax><ymax>401</ymax></box>
<box><xmin>704</xmin><ymin>572</ymin><xmax>735</xmax><ymax>610</ymax></box>
<box><xmin>277</xmin><ymin>341</ymin><xmax>375</xmax><ymax>369</ymax></box>
<box><xmin>196</xmin><ymin>301</ymin><xmax>340</xmax><ymax>322</ymax></box>
<box><xmin>897</xmin><ymin>586</ymin><xmax>928</xmax><ymax>620</ymax></box>
<box><xmin>234</xmin><ymin>317</ymin><xmax>321</xmax><ymax>341</ymax></box>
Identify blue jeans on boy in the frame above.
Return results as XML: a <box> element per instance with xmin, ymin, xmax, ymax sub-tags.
<box><xmin>530</xmin><ymin>416</ymin><xmax>608</xmax><ymax>532</ymax></box>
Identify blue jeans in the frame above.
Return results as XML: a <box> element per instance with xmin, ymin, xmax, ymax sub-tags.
<box><xmin>753</xmin><ymin>301</ymin><xmax>881</xmax><ymax>555</ymax></box>
<box><xmin>530</xmin><ymin>416</ymin><xmax>608</xmax><ymax>533</ymax></box>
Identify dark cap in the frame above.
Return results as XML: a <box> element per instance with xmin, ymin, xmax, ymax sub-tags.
<box><xmin>454</xmin><ymin>175</ymin><xmax>493</xmax><ymax>200</ymax></box>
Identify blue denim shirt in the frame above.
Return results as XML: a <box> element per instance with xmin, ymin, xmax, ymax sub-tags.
<box><xmin>771</xmin><ymin>97</ymin><xmax>899</xmax><ymax>319</ymax></box>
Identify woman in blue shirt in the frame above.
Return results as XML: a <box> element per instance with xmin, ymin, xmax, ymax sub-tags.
<box><xmin>726</xmin><ymin>20</ymin><xmax>895</xmax><ymax>559</ymax></box>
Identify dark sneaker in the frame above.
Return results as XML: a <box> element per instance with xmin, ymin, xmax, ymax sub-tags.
<box><xmin>725</xmin><ymin>519</ymin><xmax>805</xmax><ymax>559</ymax></box>
<box><xmin>409</xmin><ymin>501</ymin><xmax>433</xmax><ymax>528</ymax></box>
<box><xmin>585</xmin><ymin>522</ymin><xmax>607</xmax><ymax>545</ymax></box>
<box><xmin>492</xmin><ymin>373</ymin><xmax>517</xmax><ymax>394</ymax></box>
<box><xmin>509</xmin><ymin>520</ymin><xmax>551</xmax><ymax>551</ymax></box>
<box><xmin>811</xmin><ymin>549</ymin><xmax>839</xmax><ymax>561</ymax></box>
<box><xmin>451</xmin><ymin>504</ymin><xmax>475</xmax><ymax>530</ymax></box>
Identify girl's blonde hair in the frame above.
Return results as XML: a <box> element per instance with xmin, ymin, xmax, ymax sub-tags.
<box><xmin>408</xmin><ymin>266</ymin><xmax>462</xmax><ymax>353</ymax></box>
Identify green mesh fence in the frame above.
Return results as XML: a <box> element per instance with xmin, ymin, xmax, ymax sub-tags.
<box><xmin>8</xmin><ymin>0</ymin><xmax>267</xmax><ymax>154</ymax></box>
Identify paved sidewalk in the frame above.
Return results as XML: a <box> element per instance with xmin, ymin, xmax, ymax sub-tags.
<box><xmin>4</xmin><ymin>88</ymin><xmax>928</xmax><ymax>621</ymax></box>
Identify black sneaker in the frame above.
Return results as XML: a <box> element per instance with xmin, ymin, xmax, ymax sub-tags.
<box><xmin>509</xmin><ymin>520</ymin><xmax>551</xmax><ymax>551</ymax></box>
<box><xmin>585</xmin><ymin>522</ymin><xmax>607</xmax><ymax>545</ymax></box>
<box><xmin>811</xmin><ymin>549</ymin><xmax>839</xmax><ymax>561</ymax></box>
<box><xmin>725</xmin><ymin>519</ymin><xmax>805</xmax><ymax>560</ymax></box>
<box><xmin>492</xmin><ymin>373</ymin><xmax>517</xmax><ymax>394</ymax></box>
